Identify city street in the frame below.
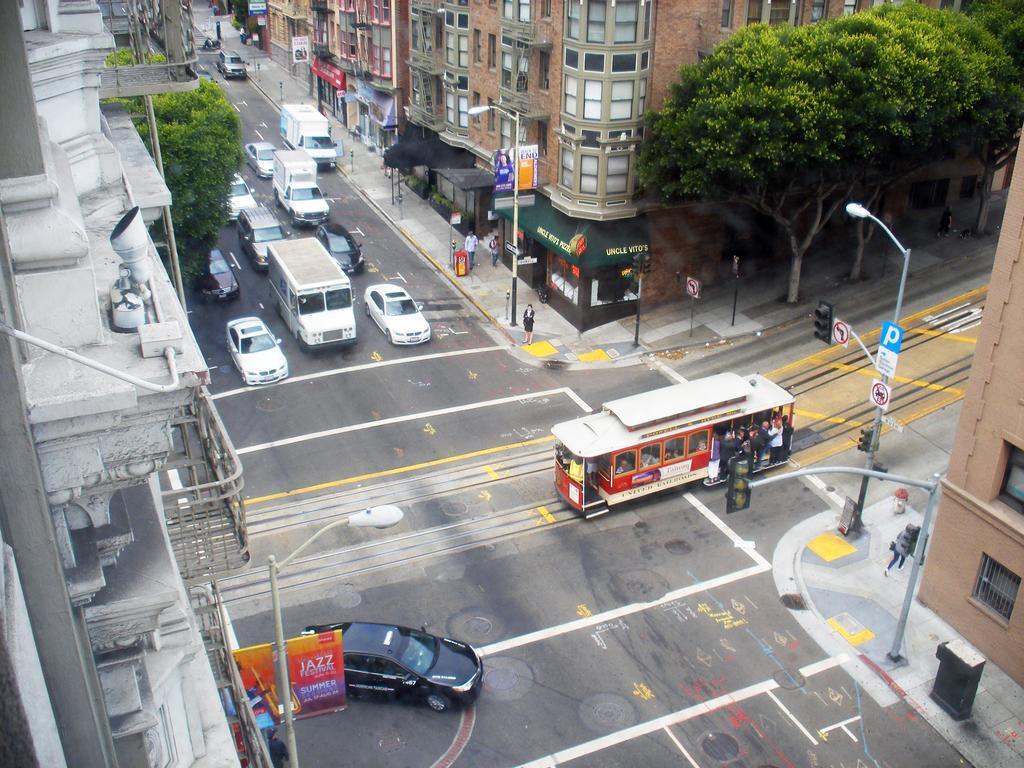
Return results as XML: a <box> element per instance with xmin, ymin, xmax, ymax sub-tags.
<box><xmin>189</xmin><ymin>53</ymin><xmax>981</xmax><ymax>768</ymax></box>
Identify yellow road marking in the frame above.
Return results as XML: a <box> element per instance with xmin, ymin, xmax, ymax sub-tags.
<box><xmin>808</xmin><ymin>533</ymin><xmax>857</xmax><ymax>562</ymax></box>
<box><xmin>794</xmin><ymin>409</ymin><xmax>867</xmax><ymax>427</ymax></box>
<box><xmin>576</xmin><ymin>603</ymin><xmax>592</xmax><ymax>617</ymax></box>
<box><xmin>826</xmin><ymin>363</ymin><xmax>965</xmax><ymax>395</ymax></box>
<box><xmin>535</xmin><ymin>504</ymin><xmax>556</xmax><ymax>524</ymax></box>
<box><xmin>478</xmin><ymin>489</ymin><xmax>492</xmax><ymax>501</ymax></box>
<box><xmin>907</xmin><ymin>328</ymin><xmax>978</xmax><ymax>344</ymax></box>
<box><xmin>827</xmin><ymin>613</ymin><xmax>875</xmax><ymax>647</ymax></box>
<box><xmin>245</xmin><ymin>435</ymin><xmax>555</xmax><ymax>505</ymax></box>
<box><xmin>484</xmin><ymin>464</ymin><xmax>500</xmax><ymax>480</ymax></box>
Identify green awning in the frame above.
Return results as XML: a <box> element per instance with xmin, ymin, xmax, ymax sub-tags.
<box><xmin>494</xmin><ymin>195</ymin><xmax>649</xmax><ymax>268</ymax></box>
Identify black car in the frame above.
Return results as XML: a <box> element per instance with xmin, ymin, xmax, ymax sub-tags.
<box><xmin>315</xmin><ymin>223</ymin><xmax>364</xmax><ymax>274</ymax></box>
<box><xmin>302</xmin><ymin>621</ymin><xmax>483</xmax><ymax>712</ymax></box>
<box><xmin>195</xmin><ymin>248</ymin><xmax>240</xmax><ymax>301</ymax></box>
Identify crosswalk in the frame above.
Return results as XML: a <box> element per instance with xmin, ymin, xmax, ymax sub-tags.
<box><xmin>922</xmin><ymin>302</ymin><xmax>983</xmax><ymax>334</ymax></box>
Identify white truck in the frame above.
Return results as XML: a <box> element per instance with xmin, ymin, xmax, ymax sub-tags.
<box><xmin>273</xmin><ymin>150</ymin><xmax>330</xmax><ymax>227</ymax></box>
<box><xmin>280</xmin><ymin>104</ymin><xmax>339</xmax><ymax>169</ymax></box>
<box><xmin>267</xmin><ymin>238</ymin><xmax>356</xmax><ymax>349</ymax></box>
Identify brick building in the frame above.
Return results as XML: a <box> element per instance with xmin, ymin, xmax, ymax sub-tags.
<box><xmin>918</xmin><ymin>136</ymin><xmax>1024</xmax><ymax>685</ymax></box>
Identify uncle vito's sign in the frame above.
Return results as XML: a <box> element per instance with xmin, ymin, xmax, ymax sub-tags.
<box><xmin>534</xmin><ymin>228</ymin><xmax>649</xmax><ymax>263</ymax></box>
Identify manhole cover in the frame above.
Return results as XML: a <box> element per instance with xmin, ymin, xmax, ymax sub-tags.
<box><xmin>448</xmin><ymin>609</ymin><xmax>503</xmax><ymax>644</ymax></box>
<box><xmin>375</xmin><ymin>733</ymin><xmax>405</xmax><ymax>754</ymax></box>
<box><xmin>329</xmin><ymin>584</ymin><xmax>362</xmax><ymax>609</ymax></box>
<box><xmin>781</xmin><ymin>593</ymin><xmax>807</xmax><ymax>610</ymax></box>
<box><xmin>634</xmin><ymin>521</ymin><xmax>649</xmax><ymax>533</ymax></box>
<box><xmin>579</xmin><ymin>693</ymin><xmax>636</xmax><ymax>733</ymax></box>
<box><xmin>462</xmin><ymin>615</ymin><xmax>494</xmax><ymax>637</ymax></box>
<box><xmin>773</xmin><ymin>668</ymin><xmax>806</xmax><ymax>690</ymax></box>
<box><xmin>441</xmin><ymin>500</ymin><xmax>469</xmax><ymax>518</ymax></box>
<box><xmin>701</xmin><ymin>732</ymin><xmax>739</xmax><ymax>761</ymax></box>
<box><xmin>608</xmin><ymin>569</ymin><xmax>669</xmax><ymax>602</ymax></box>
<box><xmin>665</xmin><ymin>539</ymin><xmax>692</xmax><ymax>556</ymax></box>
<box><xmin>482</xmin><ymin>657</ymin><xmax>534</xmax><ymax>701</ymax></box>
<box><xmin>254</xmin><ymin>397</ymin><xmax>284</xmax><ymax>413</ymax></box>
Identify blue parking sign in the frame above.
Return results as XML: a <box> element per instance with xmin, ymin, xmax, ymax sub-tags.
<box><xmin>880</xmin><ymin>321</ymin><xmax>904</xmax><ymax>354</ymax></box>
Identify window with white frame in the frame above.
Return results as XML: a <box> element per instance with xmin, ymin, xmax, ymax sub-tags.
<box><xmin>614</xmin><ymin>0</ymin><xmax>638</xmax><ymax>43</ymax></box>
<box><xmin>561</xmin><ymin>147</ymin><xmax>575</xmax><ymax>187</ymax></box>
<box><xmin>610</xmin><ymin>80</ymin><xmax>633</xmax><ymax>120</ymax></box>
<box><xmin>502</xmin><ymin>51</ymin><xmax>513</xmax><ymax>87</ymax></box>
<box><xmin>458</xmin><ymin>94</ymin><xmax>469</xmax><ymax>127</ymax></box>
<box><xmin>565</xmin><ymin>48</ymin><xmax>579</xmax><ymax>69</ymax></box>
<box><xmin>580</xmin><ymin>154</ymin><xmax>599</xmax><ymax>193</ymax></box>
<box><xmin>520</xmin><ymin>0</ymin><xmax>531</xmax><ymax>22</ymax></box>
<box><xmin>446</xmin><ymin>32</ymin><xmax>457</xmax><ymax>65</ymax></box>
<box><xmin>567</xmin><ymin>1</ymin><xmax>580</xmax><ymax>39</ymax></box>
<box><xmin>446</xmin><ymin>91</ymin><xmax>456</xmax><ymax>124</ymax></box>
<box><xmin>811</xmin><ymin>0</ymin><xmax>826</xmax><ymax>21</ymax></box>
<box><xmin>973</xmin><ymin>554</ymin><xmax>1020</xmax><ymax>621</ymax></box>
<box><xmin>500</xmin><ymin>117</ymin><xmax>512</xmax><ymax>149</ymax></box>
<box><xmin>459</xmin><ymin>34</ymin><xmax>469</xmax><ymax>67</ymax></box>
<box><xmin>643</xmin><ymin>0</ymin><xmax>652</xmax><ymax>40</ymax></box>
<box><xmin>587</xmin><ymin>0</ymin><xmax>606</xmax><ymax>43</ymax></box>
<box><xmin>722</xmin><ymin>0</ymin><xmax>733</xmax><ymax>27</ymax></box>
<box><xmin>584</xmin><ymin>80</ymin><xmax>602</xmax><ymax>119</ymax></box>
<box><xmin>606</xmin><ymin>154</ymin><xmax>629</xmax><ymax>193</ymax></box>
<box><xmin>638</xmin><ymin>78</ymin><xmax>647</xmax><ymax>114</ymax></box>
<box><xmin>564</xmin><ymin>75</ymin><xmax>578</xmax><ymax>115</ymax></box>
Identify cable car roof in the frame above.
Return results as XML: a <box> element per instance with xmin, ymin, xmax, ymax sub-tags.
<box><xmin>552</xmin><ymin>373</ymin><xmax>793</xmax><ymax>457</ymax></box>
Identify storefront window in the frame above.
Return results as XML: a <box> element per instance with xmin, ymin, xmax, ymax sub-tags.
<box><xmin>550</xmin><ymin>255</ymin><xmax>580</xmax><ymax>305</ymax></box>
<box><xmin>590</xmin><ymin>263</ymin><xmax>637</xmax><ymax>306</ymax></box>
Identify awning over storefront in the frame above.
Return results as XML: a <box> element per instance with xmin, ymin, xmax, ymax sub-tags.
<box><xmin>311</xmin><ymin>57</ymin><xmax>346</xmax><ymax>90</ymax></box>
<box><xmin>383</xmin><ymin>135</ymin><xmax>477</xmax><ymax>170</ymax></box>
<box><xmin>436</xmin><ymin>167</ymin><xmax>496</xmax><ymax>191</ymax></box>
<box><xmin>495</xmin><ymin>195</ymin><xmax>649</xmax><ymax>268</ymax></box>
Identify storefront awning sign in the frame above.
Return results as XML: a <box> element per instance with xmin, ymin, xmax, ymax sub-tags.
<box><xmin>356</xmin><ymin>81</ymin><xmax>397</xmax><ymax>128</ymax></box>
<box><xmin>312</xmin><ymin>57</ymin><xmax>346</xmax><ymax>90</ymax></box>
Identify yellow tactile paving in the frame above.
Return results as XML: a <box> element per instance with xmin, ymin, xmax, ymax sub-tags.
<box><xmin>523</xmin><ymin>340</ymin><xmax>558</xmax><ymax>357</ymax></box>
<box><xmin>827</xmin><ymin>613</ymin><xmax>876</xmax><ymax>647</ymax></box>
<box><xmin>577</xmin><ymin>348</ymin><xmax>611</xmax><ymax>362</ymax></box>
<box><xmin>808</xmin><ymin>533</ymin><xmax>857</xmax><ymax>562</ymax></box>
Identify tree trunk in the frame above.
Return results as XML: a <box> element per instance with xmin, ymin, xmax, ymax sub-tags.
<box><xmin>974</xmin><ymin>162</ymin><xmax>994</xmax><ymax>235</ymax></box>
<box><xmin>786</xmin><ymin>232</ymin><xmax>805</xmax><ymax>304</ymax></box>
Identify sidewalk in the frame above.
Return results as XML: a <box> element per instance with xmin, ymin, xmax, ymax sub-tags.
<box><xmin>200</xmin><ymin>3</ymin><xmax>1005</xmax><ymax>370</ymax></box>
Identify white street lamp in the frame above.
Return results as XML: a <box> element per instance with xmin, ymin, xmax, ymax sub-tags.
<box><xmin>468</xmin><ymin>102</ymin><xmax>522</xmax><ymax>326</ymax></box>
<box><xmin>844</xmin><ymin>202</ymin><xmax>912</xmax><ymax>529</ymax></box>
<box><xmin>269</xmin><ymin>505</ymin><xmax>404</xmax><ymax>767</ymax></box>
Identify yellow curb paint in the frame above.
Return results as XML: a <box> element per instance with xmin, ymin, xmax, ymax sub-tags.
<box><xmin>245</xmin><ymin>435</ymin><xmax>555</xmax><ymax>505</ymax></box>
<box><xmin>524</xmin><ymin>340</ymin><xmax>559</xmax><ymax>358</ymax></box>
<box><xmin>827</xmin><ymin>613</ymin><xmax>875</xmax><ymax>647</ymax></box>
<box><xmin>808</xmin><ymin>533</ymin><xmax>857</xmax><ymax>562</ymax></box>
<box><xmin>577</xmin><ymin>349</ymin><xmax>611</xmax><ymax>362</ymax></box>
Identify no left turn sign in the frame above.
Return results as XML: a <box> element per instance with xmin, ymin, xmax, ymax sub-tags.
<box><xmin>869</xmin><ymin>379</ymin><xmax>891</xmax><ymax>411</ymax></box>
<box><xmin>685</xmin><ymin>277</ymin><xmax>701</xmax><ymax>299</ymax></box>
<box><xmin>832</xmin><ymin>319</ymin><xmax>850</xmax><ymax>348</ymax></box>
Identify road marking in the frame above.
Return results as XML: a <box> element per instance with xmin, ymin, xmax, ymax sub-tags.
<box><xmin>535</xmin><ymin>505</ymin><xmax>556</xmax><ymax>524</ymax></box>
<box><xmin>232</xmin><ymin>102</ymin><xmax>241</xmax><ymax>112</ymax></box>
<box><xmin>515</xmin><ymin>655</ymin><xmax>847</xmax><ymax>767</ymax></box>
<box><xmin>818</xmin><ymin>715</ymin><xmax>861</xmax><ymax>743</ymax></box>
<box><xmin>478</xmin><ymin>561</ymin><xmax>771</xmax><ymax>657</ymax></box>
<box><xmin>799</xmin><ymin>471</ymin><xmax>847</xmax><ymax>508</ymax></box>
<box><xmin>766</xmin><ymin>689</ymin><xmax>819</xmax><ymax>745</ymax></box>
<box><xmin>794</xmin><ymin>408</ymin><xmax>866</xmax><ymax>427</ymax></box>
<box><xmin>484</xmin><ymin>465</ymin><xmax>500</xmax><ymax>480</ymax></box>
<box><xmin>254</xmin><ymin>129</ymin><xmax>264</xmax><ymax>140</ymax></box>
<box><xmin>211</xmin><ymin>345</ymin><xmax>504</xmax><ymax>399</ymax></box>
<box><xmin>228</xmin><ymin>251</ymin><xmax>241</xmax><ymax>270</ymax></box>
<box><xmin>349</xmin><ymin>227</ymin><xmax>365</xmax><ymax>236</ymax></box>
<box><xmin>907</xmin><ymin>328</ymin><xmax>977</xmax><ymax>343</ymax></box>
<box><xmin>245</xmin><ymin>435</ymin><xmax>555</xmax><ymax>505</ymax></box>
<box><xmin>259</xmin><ymin>122</ymin><xmax>268</xmax><ymax>129</ymax></box>
<box><xmin>684</xmin><ymin>492</ymin><xmax>769</xmax><ymax>568</ymax></box>
<box><xmin>662</xmin><ymin>726</ymin><xmax>700</xmax><ymax>768</ymax></box>
<box><xmin>652</xmin><ymin>358</ymin><xmax>688</xmax><ymax>384</ymax></box>
<box><xmin>236</xmin><ymin>387</ymin><xmax>588</xmax><ymax>455</ymax></box>
<box><xmin>258</xmin><ymin>302</ymin><xmax>264</xmax><ymax>310</ymax></box>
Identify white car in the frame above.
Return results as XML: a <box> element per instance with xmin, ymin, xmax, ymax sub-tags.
<box><xmin>363</xmin><ymin>284</ymin><xmax>431</xmax><ymax>345</ymax></box>
<box><xmin>226</xmin><ymin>317</ymin><xmax>289</xmax><ymax>385</ymax></box>
<box><xmin>245</xmin><ymin>141</ymin><xmax>276</xmax><ymax>178</ymax></box>
<box><xmin>228</xmin><ymin>173</ymin><xmax>257</xmax><ymax>220</ymax></box>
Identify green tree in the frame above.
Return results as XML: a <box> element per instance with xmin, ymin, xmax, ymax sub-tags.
<box><xmin>639</xmin><ymin>5</ymin><xmax>1012</xmax><ymax>301</ymax></box>
<box><xmin>145</xmin><ymin>82</ymin><xmax>242</xmax><ymax>274</ymax></box>
<box><xmin>964</xmin><ymin>0</ymin><xmax>1024</xmax><ymax>233</ymax></box>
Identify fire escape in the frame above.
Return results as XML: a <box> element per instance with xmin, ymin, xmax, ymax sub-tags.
<box><xmin>311</xmin><ymin>0</ymin><xmax>335</xmax><ymax>60</ymax></box>
<box><xmin>500</xmin><ymin>2</ymin><xmax>552</xmax><ymax>120</ymax></box>
<box><xmin>408</xmin><ymin>0</ymin><xmax>443</xmax><ymax>130</ymax></box>
<box><xmin>353</xmin><ymin>0</ymin><xmax>375</xmax><ymax>82</ymax></box>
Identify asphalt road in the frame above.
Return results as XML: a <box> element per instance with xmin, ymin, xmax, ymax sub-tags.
<box><xmin>194</xmin><ymin>64</ymin><xmax>970</xmax><ymax>767</ymax></box>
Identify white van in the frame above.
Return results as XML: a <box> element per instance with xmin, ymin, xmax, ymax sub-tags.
<box><xmin>267</xmin><ymin>238</ymin><xmax>356</xmax><ymax>349</ymax></box>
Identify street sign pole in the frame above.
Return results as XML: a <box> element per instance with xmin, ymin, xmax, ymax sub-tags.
<box><xmin>690</xmin><ymin>296</ymin><xmax>695</xmax><ymax>337</ymax></box>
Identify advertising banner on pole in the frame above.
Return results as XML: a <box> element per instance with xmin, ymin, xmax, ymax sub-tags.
<box><xmin>232</xmin><ymin>642</ymin><xmax>282</xmax><ymax>727</ymax></box>
<box><xmin>492</xmin><ymin>145</ymin><xmax>538</xmax><ymax>192</ymax></box>
<box><xmin>493</xmin><ymin>148</ymin><xmax>514</xmax><ymax>192</ymax></box>
<box><xmin>292</xmin><ymin>36</ymin><xmax>309</xmax><ymax>64</ymax></box>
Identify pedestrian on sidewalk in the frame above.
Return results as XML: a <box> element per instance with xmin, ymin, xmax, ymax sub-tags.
<box><xmin>465</xmin><ymin>230</ymin><xmax>479</xmax><ymax>270</ymax></box>
<box><xmin>522</xmin><ymin>303</ymin><xmax>535</xmax><ymax>344</ymax></box>
<box><xmin>937</xmin><ymin>206</ymin><xmax>952</xmax><ymax>237</ymax></box>
<box><xmin>885</xmin><ymin>524</ymin><xmax>916</xmax><ymax>575</ymax></box>
<box><xmin>489</xmin><ymin>235</ymin><xmax>499</xmax><ymax>267</ymax></box>
<box><xmin>266</xmin><ymin>728</ymin><xmax>289</xmax><ymax>768</ymax></box>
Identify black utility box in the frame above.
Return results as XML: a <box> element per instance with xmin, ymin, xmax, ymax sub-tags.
<box><xmin>930</xmin><ymin>638</ymin><xmax>985</xmax><ymax>721</ymax></box>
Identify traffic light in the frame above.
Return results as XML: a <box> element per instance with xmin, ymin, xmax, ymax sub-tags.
<box><xmin>813</xmin><ymin>301</ymin><xmax>834</xmax><ymax>344</ymax></box>
<box><xmin>857</xmin><ymin>427</ymin><xmax>874</xmax><ymax>452</ymax></box>
<box><xmin>725</xmin><ymin>456</ymin><xmax>751</xmax><ymax>514</ymax></box>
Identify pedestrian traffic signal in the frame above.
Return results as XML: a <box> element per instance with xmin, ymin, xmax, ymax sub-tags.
<box><xmin>813</xmin><ymin>301</ymin><xmax>834</xmax><ymax>344</ymax></box>
<box><xmin>857</xmin><ymin>427</ymin><xmax>874</xmax><ymax>452</ymax></box>
<box><xmin>725</xmin><ymin>456</ymin><xmax>751</xmax><ymax>514</ymax></box>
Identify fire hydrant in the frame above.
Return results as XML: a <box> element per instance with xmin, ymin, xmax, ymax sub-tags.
<box><xmin>893</xmin><ymin>488</ymin><xmax>909</xmax><ymax>515</ymax></box>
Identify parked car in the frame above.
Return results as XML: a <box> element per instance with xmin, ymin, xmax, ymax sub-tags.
<box><xmin>301</xmin><ymin>621</ymin><xmax>483</xmax><ymax>712</ymax></box>
<box><xmin>245</xmin><ymin>141</ymin><xmax>276</xmax><ymax>178</ymax></box>
<box><xmin>195</xmin><ymin>248</ymin><xmax>239</xmax><ymax>302</ymax></box>
<box><xmin>225</xmin><ymin>317</ymin><xmax>288</xmax><ymax>385</ymax></box>
<box><xmin>217</xmin><ymin>50</ymin><xmax>247</xmax><ymax>79</ymax></box>
<box><xmin>237</xmin><ymin>205</ymin><xmax>286</xmax><ymax>271</ymax></box>
<box><xmin>315</xmin><ymin>222</ymin><xmax>364</xmax><ymax>274</ymax></box>
<box><xmin>363</xmin><ymin>284</ymin><xmax>430</xmax><ymax>345</ymax></box>
<box><xmin>228</xmin><ymin>174</ymin><xmax>257</xmax><ymax>220</ymax></box>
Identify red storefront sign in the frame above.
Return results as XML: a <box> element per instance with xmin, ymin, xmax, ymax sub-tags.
<box><xmin>312</xmin><ymin>57</ymin><xmax>346</xmax><ymax>90</ymax></box>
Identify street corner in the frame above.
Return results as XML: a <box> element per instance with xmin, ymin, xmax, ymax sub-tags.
<box><xmin>521</xmin><ymin>339</ymin><xmax>560</xmax><ymax>358</ymax></box>
<box><xmin>803</xmin><ymin>531</ymin><xmax>871</xmax><ymax>567</ymax></box>
<box><xmin>810</xmin><ymin>590</ymin><xmax>894</xmax><ymax>657</ymax></box>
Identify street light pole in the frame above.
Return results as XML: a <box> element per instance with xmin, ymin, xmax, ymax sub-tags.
<box><xmin>845</xmin><ymin>203</ymin><xmax>912</xmax><ymax>530</ymax></box>
<box><xmin>267</xmin><ymin>507</ymin><xmax>404</xmax><ymax>768</ymax></box>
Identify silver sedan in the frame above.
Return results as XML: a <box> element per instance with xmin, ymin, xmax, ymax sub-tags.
<box><xmin>245</xmin><ymin>141</ymin><xmax>276</xmax><ymax>178</ymax></box>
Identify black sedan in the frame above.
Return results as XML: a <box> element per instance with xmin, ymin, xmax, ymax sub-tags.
<box><xmin>194</xmin><ymin>248</ymin><xmax>239</xmax><ymax>302</ymax></box>
<box><xmin>302</xmin><ymin>621</ymin><xmax>483</xmax><ymax>712</ymax></box>
<box><xmin>315</xmin><ymin>223</ymin><xmax>364</xmax><ymax>274</ymax></box>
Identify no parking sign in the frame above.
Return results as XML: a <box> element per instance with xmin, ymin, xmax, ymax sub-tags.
<box><xmin>869</xmin><ymin>379</ymin><xmax>891</xmax><ymax>411</ymax></box>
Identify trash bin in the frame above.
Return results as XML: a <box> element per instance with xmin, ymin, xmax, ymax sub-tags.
<box><xmin>454</xmin><ymin>250</ymin><xmax>469</xmax><ymax>277</ymax></box>
<box><xmin>893</xmin><ymin>488</ymin><xmax>909</xmax><ymax>514</ymax></box>
<box><xmin>930</xmin><ymin>638</ymin><xmax>985</xmax><ymax>721</ymax></box>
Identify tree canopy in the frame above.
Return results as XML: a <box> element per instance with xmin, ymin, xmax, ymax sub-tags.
<box><xmin>639</xmin><ymin>4</ymin><xmax>1019</xmax><ymax>302</ymax></box>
